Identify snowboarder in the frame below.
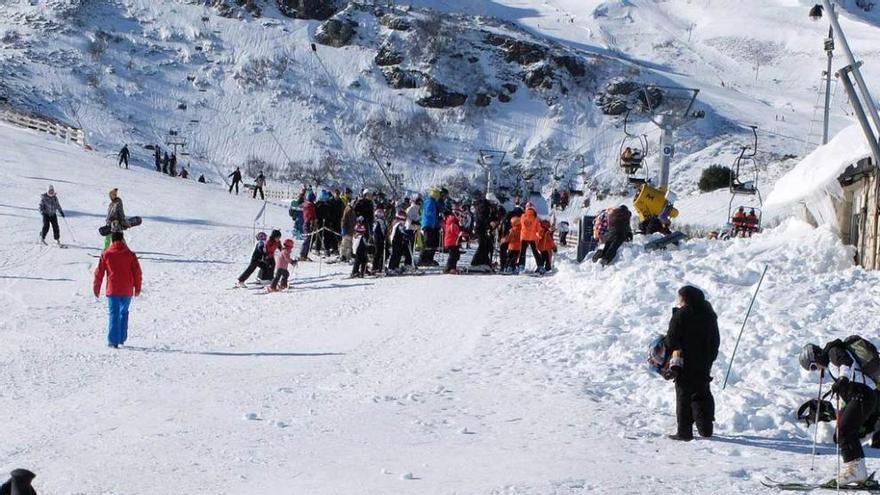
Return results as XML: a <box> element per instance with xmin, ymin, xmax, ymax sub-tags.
<box><xmin>236</xmin><ymin>232</ymin><xmax>268</xmax><ymax>287</ymax></box>
<box><xmin>351</xmin><ymin>218</ymin><xmax>370</xmax><ymax>278</ymax></box>
<box><xmin>664</xmin><ymin>285</ymin><xmax>720</xmax><ymax>442</ymax></box>
<box><xmin>253</xmin><ymin>172</ymin><xmax>266</xmax><ymax>200</ymax></box>
<box><xmin>228</xmin><ymin>167</ymin><xmax>243</xmax><ymax>195</ymax></box>
<box><xmin>372</xmin><ymin>207</ymin><xmax>387</xmax><ymax>273</ymax></box>
<box><xmin>93</xmin><ymin>231</ymin><xmax>142</xmax><ymax>349</ymax></box>
<box><xmin>39</xmin><ymin>185</ymin><xmax>65</xmax><ymax>246</ymax></box>
<box><xmin>443</xmin><ymin>210</ymin><xmax>462</xmax><ymax>274</ymax></box>
<box><xmin>0</xmin><ymin>468</ymin><xmax>38</xmax><ymax>495</ymax></box>
<box><xmin>800</xmin><ymin>338</ymin><xmax>879</xmax><ymax>486</ymax></box>
<box><xmin>269</xmin><ymin>239</ymin><xmax>296</xmax><ymax>292</ymax></box>
<box><xmin>104</xmin><ymin>188</ymin><xmax>128</xmax><ymax>249</ymax></box>
<box><xmin>118</xmin><ymin>144</ymin><xmax>130</xmax><ymax>169</ymax></box>
<box><xmin>387</xmin><ymin>210</ymin><xmax>413</xmax><ymax>273</ymax></box>
<box><xmin>154</xmin><ymin>147</ymin><xmax>162</xmax><ymax>172</ymax></box>
<box><xmin>518</xmin><ymin>203</ymin><xmax>544</xmax><ymax>273</ymax></box>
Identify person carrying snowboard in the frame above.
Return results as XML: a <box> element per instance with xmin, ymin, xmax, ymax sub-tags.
<box><xmin>800</xmin><ymin>337</ymin><xmax>879</xmax><ymax>486</ymax></box>
<box><xmin>93</xmin><ymin>231</ymin><xmax>142</xmax><ymax>348</ymax></box>
<box><xmin>104</xmin><ymin>188</ymin><xmax>128</xmax><ymax>249</ymax></box>
<box><xmin>664</xmin><ymin>285</ymin><xmax>720</xmax><ymax>442</ymax></box>
<box><xmin>269</xmin><ymin>239</ymin><xmax>296</xmax><ymax>292</ymax></box>
<box><xmin>39</xmin><ymin>185</ymin><xmax>65</xmax><ymax>246</ymax></box>
<box><xmin>236</xmin><ymin>232</ymin><xmax>268</xmax><ymax>287</ymax></box>
<box><xmin>118</xmin><ymin>144</ymin><xmax>130</xmax><ymax>169</ymax></box>
<box><xmin>229</xmin><ymin>167</ymin><xmax>243</xmax><ymax>195</ymax></box>
<box><xmin>253</xmin><ymin>172</ymin><xmax>266</xmax><ymax>200</ymax></box>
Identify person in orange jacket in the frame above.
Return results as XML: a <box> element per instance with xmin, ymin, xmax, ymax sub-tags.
<box><xmin>537</xmin><ymin>219</ymin><xmax>556</xmax><ymax>273</ymax></box>
<box><xmin>501</xmin><ymin>216</ymin><xmax>522</xmax><ymax>273</ymax></box>
<box><xmin>93</xmin><ymin>231</ymin><xmax>142</xmax><ymax>348</ymax></box>
<box><xmin>517</xmin><ymin>202</ymin><xmax>543</xmax><ymax>273</ymax></box>
<box><xmin>732</xmin><ymin>207</ymin><xmax>746</xmax><ymax>237</ymax></box>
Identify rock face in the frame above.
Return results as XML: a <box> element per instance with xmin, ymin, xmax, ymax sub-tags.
<box><xmin>417</xmin><ymin>81</ymin><xmax>467</xmax><ymax>108</ymax></box>
<box><xmin>473</xmin><ymin>92</ymin><xmax>491</xmax><ymax>107</ymax></box>
<box><xmin>595</xmin><ymin>78</ymin><xmax>663</xmax><ymax>115</ymax></box>
<box><xmin>277</xmin><ymin>0</ymin><xmax>339</xmax><ymax>20</ymax></box>
<box><xmin>382</xmin><ymin>67</ymin><xmax>422</xmax><ymax>89</ymax></box>
<box><xmin>523</xmin><ymin>64</ymin><xmax>553</xmax><ymax>89</ymax></box>
<box><xmin>375</xmin><ymin>44</ymin><xmax>403</xmax><ymax>66</ymax></box>
<box><xmin>485</xmin><ymin>33</ymin><xmax>547</xmax><ymax>65</ymax></box>
<box><xmin>315</xmin><ymin>18</ymin><xmax>354</xmax><ymax>47</ymax></box>
<box><xmin>552</xmin><ymin>55</ymin><xmax>585</xmax><ymax>77</ymax></box>
<box><xmin>379</xmin><ymin>14</ymin><xmax>411</xmax><ymax>31</ymax></box>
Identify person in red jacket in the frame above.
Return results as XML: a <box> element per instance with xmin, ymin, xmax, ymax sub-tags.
<box><xmin>443</xmin><ymin>211</ymin><xmax>462</xmax><ymax>274</ymax></box>
<box><xmin>537</xmin><ymin>219</ymin><xmax>556</xmax><ymax>273</ymax></box>
<box><xmin>93</xmin><ymin>232</ymin><xmax>142</xmax><ymax>348</ymax></box>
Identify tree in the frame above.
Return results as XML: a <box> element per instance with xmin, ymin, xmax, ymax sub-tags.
<box><xmin>698</xmin><ymin>165</ymin><xmax>733</xmax><ymax>192</ymax></box>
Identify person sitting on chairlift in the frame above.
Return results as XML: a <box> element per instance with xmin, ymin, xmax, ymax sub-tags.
<box><xmin>732</xmin><ymin>207</ymin><xmax>747</xmax><ymax>237</ymax></box>
<box><xmin>745</xmin><ymin>209</ymin><xmax>759</xmax><ymax>236</ymax></box>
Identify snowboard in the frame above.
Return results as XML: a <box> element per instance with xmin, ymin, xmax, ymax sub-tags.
<box><xmin>644</xmin><ymin>231</ymin><xmax>687</xmax><ymax>252</ymax></box>
<box><xmin>762</xmin><ymin>472</ymin><xmax>880</xmax><ymax>491</ymax></box>
<box><xmin>99</xmin><ymin>216</ymin><xmax>143</xmax><ymax>236</ymax></box>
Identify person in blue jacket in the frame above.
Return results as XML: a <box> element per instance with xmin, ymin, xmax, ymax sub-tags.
<box><xmin>418</xmin><ymin>188</ymin><xmax>442</xmax><ymax>266</ymax></box>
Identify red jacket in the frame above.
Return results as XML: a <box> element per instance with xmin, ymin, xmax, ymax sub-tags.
<box><xmin>93</xmin><ymin>241</ymin><xmax>142</xmax><ymax>297</ymax></box>
<box><xmin>443</xmin><ymin>215</ymin><xmax>461</xmax><ymax>248</ymax></box>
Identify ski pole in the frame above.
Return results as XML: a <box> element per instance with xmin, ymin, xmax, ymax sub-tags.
<box><xmin>811</xmin><ymin>370</ymin><xmax>825</xmax><ymax>471</ymax></box>
<box><xmin>722</xmin><ymin>265</ymin><xmax>769</xmax><ymax>390</ymax></box>
<box><xmin>836</xmin><ymin>393</ymin><xmax>841</xmax><ymax>493</ymax></box>
<box><xmin>61</xmin><ymin>216</ymin><xmax>77</xmax><ymax>244</ymax></box>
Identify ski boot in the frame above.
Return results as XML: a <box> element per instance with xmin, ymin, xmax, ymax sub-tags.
<box><xmin>838</xmin><ymin>458</ymin><xmax>868</xmax><ymax>486</ymax></box>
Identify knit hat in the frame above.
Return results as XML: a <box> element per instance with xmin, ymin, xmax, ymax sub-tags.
<box><xmin>395</xmin><ymin>210</ymin><xmax>406</xmax><ymax>221</ymax></box>
<box><xmin>47</xmin><ymin>185</ymin><xmax>55</xmax><ymax>196</ymax></box>
<box><xmin>109</xmin><ymin>188</ymin><xmax>118</xmax><ymax>200</ymax></box>
<box><xmin>283</xmin><ymin>239</ymin><xmax>294</xmax><ymax>250</ymax></box>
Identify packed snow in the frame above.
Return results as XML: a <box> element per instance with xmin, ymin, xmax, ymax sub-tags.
<box><xmin>3</xmin><ymin>113</ymin><xmax>880</xmax><ymax>493</ymax></box>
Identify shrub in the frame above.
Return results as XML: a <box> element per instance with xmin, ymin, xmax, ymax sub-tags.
<box><xmin>698</xmin><ymin>165</ymin><xmax>732</xmax><ymax>192</ymax></box>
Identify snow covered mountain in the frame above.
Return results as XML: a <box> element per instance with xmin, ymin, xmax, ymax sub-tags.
<box><xmin>5</xmin><ymin>0</ymin><xmax>879</xmax><ymax>204</ymax></box>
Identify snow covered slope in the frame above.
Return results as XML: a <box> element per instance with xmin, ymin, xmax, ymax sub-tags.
<box><xmin>3</xmin><ymin>117</ymin><xmax>880</xmax><ymax>493</ymax></box>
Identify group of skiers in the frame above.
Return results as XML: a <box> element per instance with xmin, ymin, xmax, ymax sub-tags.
<box><xmin>116</xmin><ymin>144</ymin><xmax>205</xmax><ymax>182</ymax></box>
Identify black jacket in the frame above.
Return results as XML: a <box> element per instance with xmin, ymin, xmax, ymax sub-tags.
<box><xmin>474</xmin><ymin>199</ymin><xmax>491</xmax><ymax>233</ymax></box>
<box><xmin>354</xmin><ymin>198</ymin><xmax>375</xmax><ymax>228</ymax></box>
<box><xmin>607</xmin><ymin>207</ymin><xmax>632</xmax><ymax>237</ymax></box>
<box><xmin>666</xmin><ymin>303</ymin><xmax>720</xmax><ymax>385</ymax></box>
<box><xmin>822</xmin><ymin>340</ymin><xmax>875</xmax><ymax>402</ymax></box>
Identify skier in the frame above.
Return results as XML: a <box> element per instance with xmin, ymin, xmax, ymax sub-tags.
<box><xmin>339</xmin><ymin>201</ymin><xmax>356</xmax><ymax>262</ymax></box>
<box><xmin>38</xmin><ymin>185</ymin><xmax>65</xmax><ymax>246</ymax></box>
<box><xmin>372</xmin><ymin>207</ymin><xmax>387</xmax><ymax>273</ymax></box>
<box><xmin>354</xmin><ymin>189</ymin><xmax>375</xmax><ymax>229</ymax></box>
<box><xmin>236</xmin><ymin>232</ymin><xmax>268</xmax><ymax>287</ymax></box>
<box><xmin>443</xmin><ymin>209</ymin><xmax>462</xmax><ymax>274</ymax></box>
<box><xmin>169</xmin><ymin>153</ymin><xmax>177</xmax><ymax>177</ymax></box>
<box><xmin>405</xmin><ymin>194</ymin><xmax>422</xmax><ymax>252</ymax></box>
<box><xmin>269</xmin><ymin>239</ymin><xmax>296</xmax><ymax>292</ymax></box>
<box><xmin>179</xmin><ymin>167</ymin><xmax>189</xmax><ymax>179</ymax></box>
<box><xmin>162</xmin><ymin>152</ymin><xmax>170</xmax><ymax>174</ymax></box>
<box><xmin>387</xmin><ymin>209</ymin><xmax>413</xmax><ymax>273</ymax></box>
<box><xmin>518</xmin><ymin>203</ymin><xmax>543</xmax><ymax>273</ymax></box>
<box><xmin>470</xmin><ymin>190</ymin><xmax>494</xmax><ymax>270</ymax></box>
<box><xmin>262</xmin><ymin>230</ymin><xmax>282</xmax><ymax>282</ymax></box>
<box><xmin>537</xmin><ymin>219</ymin><xmax>555</xmax><ymax>272</ymax></box>
<box><xmin>800</xmin><ymin>338</ymin><xmax>878</xmax><ymax>485</ymax></box>
<box><xmin>299</xmin><ymin>192</ymin><xmax>317</xmax><ymax>261</ymax></box>
<box><xmin>664</xmin><ymin>285</ymin><xmax>720</xmax><ymax>442</ymax></box>
<box><xmin>93</xmin><ymin>231</ymin><xmax>142</xmax><ymax>349</ymax></box>
<box><xmin>154</xmin><ymin>147</ymin><xmax>162</xmax><ymax>172</ymax></box>
<box><xmin>351</xmin><ymin>218</ymin><xmax>370</xmax><ymax>278</ymax></box>
<box><xmin>501</xmin><ymin>216</ymin><xmax>522</xmax><ymax>273</ymax></box>
<box><xmin>228</xmin><ymin>167</ymin><xmax>243</xmax><ymax>195</ymax></box>
<box><xmin>290</xmin><ymin>190</ymin><xmax>305</xmax><ymax>235</ymax></box>
<box><xmin>253</xmin><ymin>172</ymin><xmax>266</xmax><ymax>200</ymax></box>
<box><xmin>592</xmin><ymin>205</ymin><xmax>632</xmax><ymax>265</ymax></box>
<box><xmin>0</xmin><ymin>468</ymin><xmax>38</xmax><ymax>495</ymax></box>
<box><xmin>418</xmin><ymin>188</ymin><xmax>441</xmax><ymax>266</ymax></box>
<box><xmin>198</xmin><ymin>174</ymin><xmax>206</xmax><ymax>183</ymax></box>
<box><xmin>118</xmin><ymin>144</ymin><xmax>130</xmax><ymax>169</ymax></box>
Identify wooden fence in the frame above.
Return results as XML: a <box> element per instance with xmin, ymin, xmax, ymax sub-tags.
<box><xmin>0</xmin><ymin>108</ymin><xmax>86</xmax><ymax>147</ymax></box>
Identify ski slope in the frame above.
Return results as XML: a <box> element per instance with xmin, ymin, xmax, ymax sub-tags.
<box><xmin>3</xmin><ymin>122</ymin><xmax>880</xmax><ymax>493</ymax></box>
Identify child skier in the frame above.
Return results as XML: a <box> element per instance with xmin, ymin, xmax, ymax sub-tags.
<box><xmin>351</xmin><ymin>218</ymin><xmax>370</xmax><ymax>278</ymax></box>
<box><xmin>262</xmin><ymin>230</ymin><xmax>282</xmax><ymax>282</ymax></box>
<box><xmin>443</xmin><ymin>210</ymin><xmax>462</xmax><ymax>274</ymax></box>
<box><xmin>372</xmin><ymin>207</ymin><xmax>387</xmax><ymax>274</ymax></box>
<box><xmin>387</xmin><ymin>210</ymin><xmax>413</xmax><ymax>274</ymax></box>
<box><xmin>537</xmin><ymin>219</ymin><xmax>556</xmax><ymax>273</ymax></box>
<box><xmin>502</xmin><ymin>216</ymin><xmax>522</xmax><ymax>273</ymax></box>
<box><xmin>269</xmin><ymin>239</ymin><xmax>296</xmax><ymax>292</ymax></box>
<box><xmin>236</xmin><ymin>232</ymin><xmax>268</xmax><ymax>287</ymax></box>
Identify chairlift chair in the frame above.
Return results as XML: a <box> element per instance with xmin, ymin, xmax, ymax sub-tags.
<box><xmin>724</xmin><ymin>203</ymin><xmax>763</xmax><ymax>239</ymax></box>
<box><xmin>618</xmin><ymin>110</ymin><xmax>650</xmax><ymax>186</ymax></box>
<box><xmin>730</xmin><ymin>126</ymin><xmax>759</xmax><ymax>195</ymax></box>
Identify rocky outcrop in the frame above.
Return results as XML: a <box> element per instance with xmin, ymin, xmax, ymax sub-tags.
<box><xmin>485</xmin><ymin>33</ymin><xmax>547</xmax><ymax>65</ymax></box>
<box><xmin>595</xmin><ymin>78</ymin><xmax>663</xmax><ymax>115</ymax></box>
<box><xmin>523</xmin><ymin>64</ymin><xmax>553</xmax><ymax>89</ymax></box>
<box><xmin>382</xmin><ymin>67</ymin><xmax>423</xmax><ymax>89</ymax></box>
<box><xmin>375</xmin><ymin>44</ymin><xmax>403</xmax><ymax>66</ymax></box>
<box><xmin>379</xmin><ymin>14</ymin><xmax>411</xmax><ymax>31</ymax></box>
<box><xmin>473</xmin><ymin>92</ymin><xmax>491</xmax><ymax>107</ymax></box>
<box><xmin>277</xmin><ymin>0</ymin><xmax>339</xmax><ymax>20</ymax></box>
<box><xmin>315</xmin><ymin>18</ymin><xmax>355</xmax><ymax>47</ymax></box>
<box><xmin>417</xmin><ymin>81</ymin><xmax>467</xmax><ymax>108</ymax></box>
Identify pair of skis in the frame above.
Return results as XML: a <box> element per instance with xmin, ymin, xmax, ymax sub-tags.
<box><xmin>762</xmin><ymin>472</ymin><xmax>880</xmax><ymax>491</ymax></box>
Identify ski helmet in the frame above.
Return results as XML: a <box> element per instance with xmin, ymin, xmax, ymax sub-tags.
<box><xmin>799</xmin><ymin>343</ymin><xmax>822</xmax><ymax>371</ymax></box>
<box><xmin>256</xmin><ymin>232</ymin><xmax>268</xmax><ymax>241</ymax></box>
<box><xmin>283</xmin><ymin>239</ymin><xmax>294</xmax><ymax>250</ymax></box>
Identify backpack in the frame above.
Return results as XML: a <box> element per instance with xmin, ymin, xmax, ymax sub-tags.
<box><xmin>844</xmin><ymin>335</ymin><xmax>880</xmax><ymax>382</ymax></box>
<box><xmin>647</xmin><ymin>334</ymin><xmax>670</xmax><ymax>375</ymax></box>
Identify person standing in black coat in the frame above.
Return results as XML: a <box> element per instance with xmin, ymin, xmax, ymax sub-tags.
<box><xmin>162</xmin><ymin>152</ymin><xmax>170</xmax><ymax>174</ymax></box>
<box><xmin>354</xmin><ymin>190</ymin><xmax>375</xmax><ymax>229</ymax></box>
<box><xmin>118</xmin><ymin>144</ymin><xmax>130</xmax><ymax>169</ymax></box>
<box><xmin>470</xmin><ymin>190</ymin><xmax>494</xmax><ymax>268</ymax></box>
<box><xmin>228</xmin><ymin>167</ymin><xmax>243</xmax><ymax>194</ymax></box>
<box><xmin>664</xmin><ymin>285</ymin><xmax>720</xmax><ymax>441</ymax></box>
<box><xmin>154</xmin><ymin>147</ymin><xmax>162</xmax><ymax>172</ymax></box>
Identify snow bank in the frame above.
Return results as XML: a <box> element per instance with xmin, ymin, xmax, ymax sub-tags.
<box><xmin>766</xmin><ymin>123</ymin><xmax>870</xmax><ymax>227</ymax></box>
